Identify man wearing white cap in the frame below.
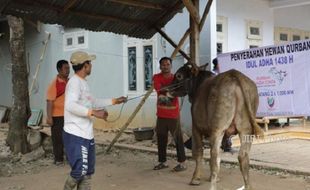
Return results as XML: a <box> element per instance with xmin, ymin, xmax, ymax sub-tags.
<box><xmin>63</xmin><ymin>51</ymin><xmax>127</xmax><ymax>190</ymax></box>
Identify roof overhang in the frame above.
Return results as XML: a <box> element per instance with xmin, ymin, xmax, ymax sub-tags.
<box><xmin>0</xmin><ymin>0</ymin><xmax>184</xmax><ymax>39</ymax></box>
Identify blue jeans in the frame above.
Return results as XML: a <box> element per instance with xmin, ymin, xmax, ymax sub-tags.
<box><xmin>63</xmin><ymin>131</ymin><xmax>95</xmax><ymax>181</ymax></box>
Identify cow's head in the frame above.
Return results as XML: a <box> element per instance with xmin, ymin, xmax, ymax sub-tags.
<box><xmin>167</xmin><ymin>63</ymin><xmax>213</xmax><ymax>100</ymax></box>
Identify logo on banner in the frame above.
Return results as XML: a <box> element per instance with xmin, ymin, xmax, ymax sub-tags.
<box><xmin>269</xmin><ymin>67</ymin><xmax>287</xmax><ymax>85</ymax></box>
<box><xmin>267</xmin><ymin>97</ymin><xmax>275</xmax><ymax>108</ymax></box>
<box><xmin>256</xmin><ymin>76</ymin><xmax>276</xmax><ymax>87</ymax></box>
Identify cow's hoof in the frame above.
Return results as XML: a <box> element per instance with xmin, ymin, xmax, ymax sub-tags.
<box><xmin>207</xmin><ymin>177</ymin><xmax>220</xmax><ymax>182</ymax></box>
<box><xmin>190</xmin><ymin>178</ymin><xmax>201</xmax><ymax>186</ymax></box>
<box><xmin>236</xmin><ymin>185</ymin><xmax>253</xmax><ymax>190</ymax></box>
<box><xmin>209</xmin><ymin>186</ymin><xmax>217</xmax><ymax>190</ymax></box>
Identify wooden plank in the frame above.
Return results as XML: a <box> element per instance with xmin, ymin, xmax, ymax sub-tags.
<box><xmin>171</xmin><ymin>28</ymin><xmax>190</xmax><ymax>59</ymax></box>
<box><xmin>71</xmin><ymin>11</ymin><xmax>145</xmax><ymax>24</ymax></box>
<box><xmin>256</xmin><ymin>116</ymin><xmax>307</xmax><ymax>132</ymax></box>
<box><xmin>16</xmin><ymin>0</ymin><xmax>147</xmax><ymax>25</ymax></box>
<box><xmin>63</xmin><ymin>0</ymin><xmax>78</xmax><ymax>12</ymax></box>
<box><xmin>107</xmin><ymin>0</ymin><xmax>165</xmax><ymax>10</ymax></box>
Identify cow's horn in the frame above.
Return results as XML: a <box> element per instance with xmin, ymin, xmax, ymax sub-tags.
<box><xmin>199</xmin><ymin>63</ymin><xmax>209</xmax><ymax>70</ymax></box>
<box><xmin>185</xmin><ymin>62</ymin><xmax>192</xmax><ymax>68</ymax></box>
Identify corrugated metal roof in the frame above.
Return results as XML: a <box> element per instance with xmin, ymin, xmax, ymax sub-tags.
<box><xmin>0</xmin><ymin>0</ymin><xmax>184</xmax><ymax>39</ymax></box>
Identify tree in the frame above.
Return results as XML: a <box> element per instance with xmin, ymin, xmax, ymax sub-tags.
<box><xmin>6</xmin><ymin>15</ymin><xmax>31</xmax><ymax>154</ymax></box>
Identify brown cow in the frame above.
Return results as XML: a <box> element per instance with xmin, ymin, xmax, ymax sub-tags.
<box><xmin>167</xmin><ymin>64</ymin><xmax>264</xmax><ymax>190</ymax></box>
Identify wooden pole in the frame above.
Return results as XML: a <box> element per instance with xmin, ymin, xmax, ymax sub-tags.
<box><xmin>182</xmin><ymin>0</ymin><xmax>200</xmax><ymax>25</ymax></box>
<box><xmin>189</xmin><ymin>0</ymin><xmax>200</xmax><ymax>70</ymax></box>
<box><xmin>105</xmin><ymin>86</ymin><xmax>154</xmax><ymax>153</ymax></box>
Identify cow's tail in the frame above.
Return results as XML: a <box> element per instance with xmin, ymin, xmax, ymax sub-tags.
<box><xmin>234</xmin><ymin>73</ymin><xmax>264</xmax><ymax>138</ymax></box>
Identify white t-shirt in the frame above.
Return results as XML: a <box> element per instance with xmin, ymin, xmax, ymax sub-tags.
<box><xmin>64</xmin><ymin>74</ymin><xmax>112</xmax><ymax>139</ymax></box>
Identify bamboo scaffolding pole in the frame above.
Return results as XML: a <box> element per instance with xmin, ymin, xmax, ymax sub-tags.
<box><xmin>155</xmin><ymin>26</ymin><xmax>190</xmax><ymax>61</ymax></box>
<box><xmin>104</xmin><ymin>86</ymin><xmax>154</xmax><ymax>154</ymax></box>
<box><xmin>29</xmin><ymin>32</ymin><xmax>51</xmax><ymax>96</ymax></box>
<box><xmin>182</xmin><ymin>0</ymin><xmax>200</xmax><ymax>25</ymax></box>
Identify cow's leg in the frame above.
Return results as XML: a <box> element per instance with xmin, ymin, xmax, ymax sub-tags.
<box><xmin>190</xmin><ymin>127</ymin><xmax>204</xmax><ymax>185</ymax></box>
<box><xmin>238</xmin><ymin>132</ymin><xmax>253</xmax><ymax>190</ymax></box>
<box><xmin>208</xmin><ymin>133</ymin><xmax>223</xmax><ymax>190</ymax></box>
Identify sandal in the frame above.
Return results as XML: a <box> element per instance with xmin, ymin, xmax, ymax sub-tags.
<box><xmin>153</xmin><ymin>163</ymin><xmax>169</xmax><ymax>170</ymax></box>
<box><xmin>173</xmin><ymin>164</ymin><xmax>187</xmax><ymax>172</ymax></box>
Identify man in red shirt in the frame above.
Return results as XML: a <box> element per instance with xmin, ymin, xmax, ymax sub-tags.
<box><xmin>153</xmin><ymin>57</ymin><xmax>186</xmax><ymax>172</ymax></box>
<box><xmin>46</xmin><ymin>60</ymin><xmax>70</xmax><ymax>165</ymax></box>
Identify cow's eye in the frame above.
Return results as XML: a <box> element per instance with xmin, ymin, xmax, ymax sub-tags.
<box><xmin>175</xmin><ymin>73</ymin><xmax>184</xmax><ymax>80</ymax></box>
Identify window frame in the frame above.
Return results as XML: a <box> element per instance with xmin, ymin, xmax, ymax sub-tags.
<box><xmin>247</xmin><ymin>39</ymin><xmax>262</xmax><ymax>49</ymax></box>
<box><xmin>124</xmin><ymin>35</ymin><xmax>157</xmax><ymax>96</ymax></box>
<box><xmin>216</xmin><ymin>16</ymin><xmax>228</xmax><ymax>53</ymax></box>
<box><xmin>291</xmin><ymin>29</ymin><xmax>303</xmax><ymax>41</ymax></box>
<box><xmin>246</xmin><ymin>20</ymin><xmax>263</xmax><ymax>40</ymax></box>
<box><xmin>63</xmin><ymin>30</ymin><xmax>89</xmax><ymax>51</ymax></box>
<box><xmin>275</xmin><ymin>27</ymin><xmax>310</xmax><ymax>44</ymax></box>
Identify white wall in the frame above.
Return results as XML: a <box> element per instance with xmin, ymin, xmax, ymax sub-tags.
<box><xmin>274</xmin><ymin>5</ymin><xmax>310</xmax><ymax>30</ymax></box>
<box><xmin>0</xmin><ymin>21</ymin><xmax>12</xmax><ymax>107</ymax></box>
<box><xmin>217</xmin><ymin>0</ymin><xmax>275</xmax><ymax>51</ymax></box>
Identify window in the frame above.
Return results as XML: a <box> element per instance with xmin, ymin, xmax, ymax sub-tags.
<box><xmin>279</xmin><ymin>33</ymin><xmax>288</xmax><ymax>41</ymax></box>
<box><xmin>128</xmin><ymin>47</ymin><xmax>137</xmax><ymax>91</ymax></box>
<box><xmin>216</xmin><ymin>24</ymin><xmax>223</xmax><ymax>32</ymax></box>
<box><xmin>292</xmin><ymin>35</ymin><xmax>301</xmax><ymax>41</ymax></box>
<box><xmin>78</xmin><ymin>36</ymin><xmax>85</xmax><ymax>44</ymax></box>
<box><xmin>250</xmin><ymin>27</ymin><xmax>260</xmax><ymax>36</ymax></box>
<box><xmin>216</xmin><ymin>43</ymin><xmax>223</xmax><ymax>54</ymax></box>
<box><xmin>63</xmin><ymin>30</ymin><xmax>88</xmax><ymax>51</ymax></box>
<box><xmin>274</xmin><ymin>27</ymin><xmax>291</xmax><ymax>44</ymax></box>
<box><xmin>304</xmin><ymin>31</ymin><xmax>310</xmax><ymax>40</ymax></box>
<box><xmin>144</xmin><ymin>45</ymin><xmax>153</xmax><ymax>90</ymax></box>
<box><xmin>66</xmin><ymin>37</ymin><xmax>73</xmax><ymax>46</ymax></box>
<box><xmin>246</xmin><ymin>20</ymin><xmax>263</xmax><ymax>40</ymax></box>
<box><xmin>250</xmin><ymin>45</ymin><xmax>258</xmax><ymax>49</ymax></box>
<box><xmin>246</xmin><ymin>20</ymin><xmax>263</xmax><ymax>48</ymax></box>
<box><xmin>291</xmin><ymin>29</ymin><xmax>303</xmax><ymax>41</ymax></box>
<box><xmin>125</xmin><ymin>35</ymin><xmax>157</xmax><ymax>94</ymax></box>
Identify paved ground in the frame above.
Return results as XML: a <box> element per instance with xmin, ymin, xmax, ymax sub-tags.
<box><xmin>102</xmin><ymin>124</ymin><xmax>310</xmax><ymax>176</ymax></box>
<box><xmin>220</xmin><ymin>138</ymin><xmax>310</xmax><ymax>175</ymax></box>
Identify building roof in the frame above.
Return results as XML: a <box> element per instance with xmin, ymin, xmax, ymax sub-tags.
<box><xmin>0</xmin><ymin>0</ymin><xmax>184</xmax><ymax>39</ymax></box>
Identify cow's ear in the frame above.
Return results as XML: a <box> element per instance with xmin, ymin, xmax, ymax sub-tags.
<box><xmin>199</xmin><ymin>63</ymin><xmax>209</xmax><ymax>71</ymax></box>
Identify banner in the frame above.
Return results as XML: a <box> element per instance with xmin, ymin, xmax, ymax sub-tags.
<box><xmin>218</xmin><ymin>39</ymin><xmax>310</xmax><ymax>117</ymax></box>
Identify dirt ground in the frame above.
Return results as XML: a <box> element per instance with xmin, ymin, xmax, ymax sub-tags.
<box><xmin>0</xmin><ymin>148</ymin><xmax>310</xmax><ymax>190</ymax></box>
<box><xmin>1</xmin><ymin>126</ymin><xmax>310</xmax><ymax>190</ymax></box>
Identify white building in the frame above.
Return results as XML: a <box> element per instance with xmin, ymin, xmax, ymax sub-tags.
<box><xmin>0</xmin><ymin>0</ymin><xmax>309</xmax><ymax>131</ymax></box>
